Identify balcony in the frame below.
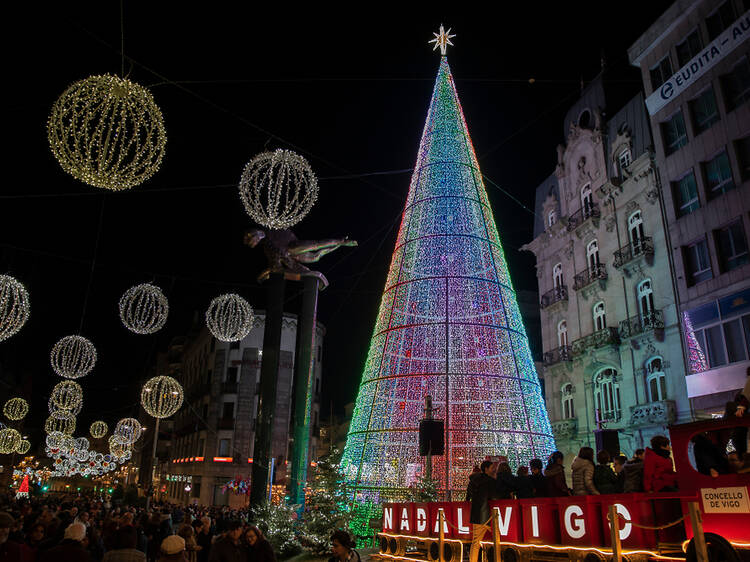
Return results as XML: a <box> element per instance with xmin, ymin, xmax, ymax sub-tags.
<box><xmin>629</xmin><ymin>400</ymin><xmax>676</xmax><ymax>427</ymax></box>
<box><xmin>540</xmin><ymin>286</ymin><xmax>568</xmax><ymax>309</ymax></box>
<box><xmin>613</xmin><ymin>237</ymin><xmax>654</xmax><ymax>269</ymax></box>
<box><xmin>566</xmin><ymin>203</ymin><xmax>600</xmax><ymax>232</ymax></box>
<box><xmin>573</xmin><ymin>263</ymin><xmax>607</xmax><ymax>291</ymax></box>
<box><xmin>619</xmin><ymin>309</ymin><xmax>664</xmax><ymax>339</ymax></box>
<box><xmin>571</xmin><ymin>327</ymin><xmax>620</xmax><ymax>355</ymax></box>
<box><xmin>542</xmin><ymin>345</ymin><xmax>573</xmax><ymax>367</ymax></box>
<box><xmin>551</xmin><ymin>419</ymin><xmax>578</xmax><ymax>440</ymax></box>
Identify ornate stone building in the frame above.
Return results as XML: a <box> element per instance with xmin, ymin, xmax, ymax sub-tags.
<box><xmin>522</xmin><ymin>77</ymin><xmax>692</xmax><ymax>463</ymax></box>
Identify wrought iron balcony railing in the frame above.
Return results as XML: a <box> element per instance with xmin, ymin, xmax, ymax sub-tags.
<box><xmin>540</xmin><ymin>285</ymin><xmax>568</xmax><ymax>309</ymax></box>
<box><xmin>571</xmin><ymin>327</ymin><xmax>620</xmax><ymax>355</ymax></box>
<box><xmin>573</xmin><ymin>263</ymin><xmax>607</xmax><ymax>290</ymax></box>
<box><xmin>551</xmin><ymin>419</ymin><xmax>578</xmax><ymax>440</ymax></box>
<box><xmin>619</xmin><ymin>309</ymin><xmax>664</xmax><ymax>339</ymax></box>
<box><xmin>566</xmin><ymin>203</ymin><xmax>600</xmax><ymax>231</ymax></box>
<box><xmin>613</xmin><ymin>237</ymin><xmax>654</xmax><ymax>268</ymax></box>
<box><xmin>542</xmin><ymin>345</ymin><xmax>573</xmax><ymax>367</ymax></box>
<box><xmin>629</xmin><ymin>400</ymin><xmax>676</xmax><ymax>426</ymax></box>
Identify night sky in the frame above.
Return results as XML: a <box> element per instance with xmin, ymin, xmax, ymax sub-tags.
<box><xmin>1</xmin><ymin>3</ymin><xmax>671</xmax><ymax>447</ymax></box>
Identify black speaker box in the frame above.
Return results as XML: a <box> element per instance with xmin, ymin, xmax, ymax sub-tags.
<box><xmin>419</xmin><ymin>419</ymin><xmax>444</xmax><ymax>456</ymax></box>
<box><xmin>595</xmin><ymin>429</ymin><xmax>621</xmax><ymax>458</ymax></box>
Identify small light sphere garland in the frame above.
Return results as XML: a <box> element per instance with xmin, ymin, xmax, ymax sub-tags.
<box><xmin>113</xmin><ymin>417</ymin><xmax>142</xmax><ymax>445</ymax></box>
<box><xmin>45</xmin><ymin>411</ymin><xmax>76</xmax><ymax>435</ymax></box>
<box><xmin>0</xmin><ymin>275</ymin><xmax>30</xmax><ymax>342</ymax></box>
<box><xmin>119</xmin><ymin>283</ymin><xmax>169</xmax><ymax>334</ymax></box>
<box><xmin>90</xmin><ymin>420</ymin><xmax>108</xmax><ymax>439</ymax></box>
<box><xmin>46</xmin><ymin>431</ymin><xmax>65</xmax><ymax>449</ymax></box>
<box><xmin>75</xmin><ymin>437</ymin><xmax>89</xmax><ymax>451</ymax></box>
<box><xmin>141</xmin><ymin>375</ymin><xmax>183</xmax><ymax>419</ymax></box>
<box><xmin>0</xmin><ymin>428</ymin><xmax>22</xmax><ymax>454</ymax></box>
<box><xmin>3</xmin><ymin>397</ymin><xmax>29</xmax><ymax>421</ymax></box>
<box><xmin>238</xmin><ymin>149</ymin><xmax>319</xmax><ymax>229</ymax></box>
<box><xmin>205</xmin><ymin>293</ymin><xmax>254</xmax><ymax>342</ymax></box>
<box><xmin>47</xmin><ymin>74</ymin><xmax>167</xmax><ymax>191</ymax></box>
<box><xmin>50</xmin><ymin>380</ymin><xmax>83</xmax><ymax>411</ymax></box>
<box><xmin>50</xmin><ymin>335</ymin><xmax>97</xmax><ymax>379</ymax></box>
<box><xmin>15</xmin><ymin>440</ymin><xmax>30</xmax><ymax>455</ymax></box>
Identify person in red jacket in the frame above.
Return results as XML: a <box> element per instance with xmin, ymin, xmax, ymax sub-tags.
<box><xmin>643</xmin><ymin>435</ymin><xmax>678</xmax><ymax>492</ymax></box>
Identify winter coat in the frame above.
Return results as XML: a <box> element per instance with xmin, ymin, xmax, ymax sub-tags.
<box><xmin>514</xmin><ymin>475</ymin><xmax>535</xmax><ymax>499</ymax></box>
<box><xmin>465</xmin><ymin>472</ymin><xmax>497</xmax><ymax>525</ymax></box>
<box><xmin>208</xmin><ymin>536</ymin><xmax>244</xmax><ymax>562</ymax></box>
<box><xmin>495</xmin><ymin>472</ymin><xmax>521</xmax><ymax>499</ymax></box>
<box><xmin>622</xmin><ymin>459</ymin><xmax>644</xmax><ymax>493</ymax></box>
<box><xmin>593</xmin><ymin>465</ymin><xmax>619</xmax><ymax>494</ymax></box>
<box><xmin>247</xmin><ymin>539</ymin><xmax>276</xmax><ymax>562</ymax></box>
<box><xmin>643</xmin><ymin>447</ymin><xmax>678</xmax><ymax>492</ymax></box>
<box><xmin>39</xmin><ymin>539</ymin><xmax>93</xmax><ymax>562</ymax></box>
<box><xmin>543</xmin><ymin>464</ymin><xmax>570</xmax><ymax>497</ymax></box>
<box><xmin>571</xmin><ymin>457</ymin><xmax>599</xmax><ymax>495</ymax></box>
<box><xmin>529</xmin><ymin>473</ymin><xmax>548</xmax><ymax>497</ymax></box>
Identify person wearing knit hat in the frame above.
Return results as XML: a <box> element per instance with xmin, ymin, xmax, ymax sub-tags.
<box><xmin>158</xmin><ymin>534</ymin><xmax>187</xmax><ymax>562</ymax></box>
<box><xmin>39</xmin><ymin>522</ymin><xmax>92</xmax><ymax>562</ymax></box>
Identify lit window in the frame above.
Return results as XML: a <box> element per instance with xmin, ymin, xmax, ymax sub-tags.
<box><xmin>218</xmin><ymin>439</ymin><xmax>231</xmax><ymax>457</ymax></box>
<box><xmin>638</xmin><ymin>279</ymin><xmax>655</xmax><ymax>320</ymax></box>
<box><xmin>594</xmin><ymin>369</ymin><xmax>620</xmax><ymax>422</ymax></box>
<box><xmin>646</xmin><ymin>357</ymin><xmax>667</xmax><ymax>402</ymax></box>
<box><xmin>581</xmin><ymin>184</ymin><xmax>594</xmax><ymax>218</ymax></box>
<box><xmin>593</xmin><ymin>302</ymin><xmax>606</xmax><ymax>331</ymax></box>
<box><xmin>548</xmin><ymin>210</ymin><xmax>557</xmax><ymax>227</ymax></box>
<box><xmin>587</xmin><ymin>240</ymin><xmax>600</xmax><ymax>271</ymax></box>
<box><xmin>557</xmin><ymin>320</ymin><xmax>568</xmax><ymax>347</ymax></box>
<box><xmin>618</xmin><ymin>148</ymin><xmax>632</xmax><ymax>174</ymax></box>
<box><xmin>553</xmin><ymin>263</ymin><xmax>564</xmax><ymax>289</ymax></box>
<box><xmin>562</xmin><ymin>383</ymin><xmax>575</xmax><ymax>420</ymax></box>
<box><xmin>672</xmin><ymin>170</ymin><xmax>699</xmax><ymax>217</ymax></box>
<box><xmin>629</xmin><ymin>211</ymin><xmax>645</xmax><ymax>251</ymax></box>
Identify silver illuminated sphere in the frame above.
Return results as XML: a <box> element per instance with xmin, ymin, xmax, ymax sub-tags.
<box><xmin>239</xmin><ymin>149</ymin><xmax>319</xmax><ymax>230</ymax></box>
<box><xmin>205</xmin><ymin>293</ymin><xmax>254</xmax><ymax>342</ymax></box>
<box><xmin>141</xmin><ymin>375</ymin><xmax>183</xmax><ymax>419</ymax></box>
<box><xmin>0</xmin><ymin>275</ymin><xmax>30</xmax><ymax>342</ymax></box>
<box><xmin>50</xmin><ymin>380</ymin><xmax>83</xmax><ymax>412</ymax></box>
<box><xmin>119</xmin><ymin>283</ymin><xmax>169</xmax><ymax>334</ymax></box>
<box><xmin>51</xmin><ymin>335</ymin><xmax>97</xmax><ymax>378</ymax></box>
<box><xmin>113</xmin><ymin>418</ymin><xmax>142</xmax><ymax>445</ymax></box>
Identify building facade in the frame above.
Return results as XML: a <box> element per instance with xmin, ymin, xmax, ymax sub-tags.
<box><xmin>522</xmin><ymin>77</ymin><xmax>692</xmax><ymax>463</ymax></box>
<box><xmin>141</xmin><ymin>312</ymin><xmax>324</xmax><ymax>507</ymax></box>
<box><xmin>628</xmin><ymin>0</ymin><xmax>750</xmax><ymax>416</ymax></box>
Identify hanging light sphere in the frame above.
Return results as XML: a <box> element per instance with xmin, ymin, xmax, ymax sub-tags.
<box><xmin>141</xmin><ymin>375</ymin><xmax>183</xmax><ymax>419</ymax></box>
<box><xmin>46</xmin><ymin>431</ymin><xmax>65</xmax><ymax>449</ymax></box>
<box><xmin>108</xmin><ymin>436</ymin><xmax>131</xmax><ymax>458</ymax></box>
<box><xmin>119</xmin><ymin>283</ymin><xmax>169</xmax><ymax>334</ymax></box>
<box><xmin>238</xmin><ymin>149</ymin><xmax>319</xmax><ymax>229</ymax></box>
<box><xmin>45</xmin><ymin>411</ymin><xmax>76</xmax><ymax>435</ymax></box>
<box><xmin>15</xmin><ymin>440</ymin><xmax>30</xmax><ymax>455</ymax></box>
<box><xmin>205</xmin><ymin>293</ymin><xmax>254</xmax><ymax>342</ymax></box>
<box><xmin>90</xmin><ymin>420</ymin><xmax>108</xmax><ymax>439</ymax></box>
<box><xmin>113</xmin><ymin>418</ymin><xmax>142</xmax><ymax>445</ymax></box>
<box><xmin>0</xmin><ymin>275</ymin><xmax>30</xmax><ymax>342</ymax></box>
<box><xmin>50</xmin><ymin>380</ymin><xmax>83</xmax><ymax>412</ymax></box>
<box><xmin>74</xmin><ymin>437</ymin><xmax>89</xmax><ymax>451</ymax></box>
<box><xmin>47</xmin><ymin>74</ymin><xmax>167</xmax><ymax>191</ymax></box>
<box><xmin>3</xmin><ymin>397</ymin><xmax>29</xmax><ymax>421</ymax></box>
<box><xmin>50</xmin><ymin>335</ymin><xmax>97</xmax><ymax>379</ymax></box>
<box><xmin>0</xmin><ymin>428</ymin><xmax>21</xmax><ymax>454</ymax></box>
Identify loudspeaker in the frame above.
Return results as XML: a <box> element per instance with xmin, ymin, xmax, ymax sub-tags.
<box><xmin>595</xmin><ymin>429</ymin><xmax>620</xmax><ymax>458</ymax></box>
<box><xmin>419</xmin><ymin>419</ymin><xmax>444</xmax><ymax>456</ymax></box>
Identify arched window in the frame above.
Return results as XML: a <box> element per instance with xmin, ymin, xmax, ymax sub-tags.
<box><xmin>581</xmin><ymin>184</ymin><xmax>594</xmax><ymax>216</ymax></box>
<box><xmin>629</xmin><ymin>211</ymin><xmax>645</xmax><ymax>252</ymax></box>
<box><xmin>548</xmin><ymin>210</ymin><xmax>557</xmax><ymax>227</ymax></box>
<box><xmin>553</xmin><ymin>263</ymin><xmax>564</xmax><ymax>289</ymax></box>
<box><xmin>618</xmin><ymin>148</ymin><xmax>632</xmax><ymax>173</ymax></box>
<box><xmin>562</xmin><ymin>383</ymin><xmax>575</xmax><ymax>419</ymax></box>
<box><xmin>594</xmin><ymin>368</ymin><xmax>621</xmax><ymax>421</ymax></box>
<box><xmin>557</xmin><ymin>320</ymin><xmax>568</xmax><ymax>347</ymax></box>
<box><xmin>638</xmin><ymin>279</ymin><xmax>655</xmax><ymax>320</ymax></box>
<box><xmin>646</xmin><ymin>357</ymin><xmax>667</xmax><ymax>402</ymax></box>
<box><xmin>593</xmin><ymin>302</ymin><xmax>607</xmax><ymax>331</ymax></box>
<box><xmin>587</xmin><ymin>239</ymin><xmax>600</xmax><ymax>270</ymax></box>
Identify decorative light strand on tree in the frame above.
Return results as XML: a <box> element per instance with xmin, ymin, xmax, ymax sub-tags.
<box><xmin>239</xmin><ymin>149</ymin><xmax>319</xmax><ymax>229</ymax></box>
<box><xmin>47</xmin><ymin>75</ymin><xmax>167</xmax><ymax>191</ymax></box>
<box><xmin>0</xmin><ymin>275</ymin><xmax>30</xmax><ymax>342</ymax></box>
<box><xmin>119</xmin><ymin>283</ymin><xmax>169</xmax><ymax>334</ymax></box>
<box><xmin>141</xmin><ymin>375</ymin><xmax>183</xmax><ymax>418</ymax></box>
<box><xmin>205</xmin><ymin>293</ymin><xmax>254</xmax><ymax>342</ymax></box>
<box><xmin>51</xmin><ymin>335</ymin><xmax>97</xmax><ymax>379</ymax></box>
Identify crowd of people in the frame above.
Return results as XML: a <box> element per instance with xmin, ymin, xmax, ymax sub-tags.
<box><xmin>0</xmin><ymin>495</ymin><xmax>359</xmax><ymax>562</ymax></box>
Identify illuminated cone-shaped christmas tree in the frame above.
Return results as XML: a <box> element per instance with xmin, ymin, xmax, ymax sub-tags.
<box><xmin>341</xmin><ymin>58</ymin><xmax>555</xmax><ymax>519</ymax></box>
<box><xmin>16</xmin><ymin>474</ymin><xmax>29</xmax><ymax>499</ymax></box>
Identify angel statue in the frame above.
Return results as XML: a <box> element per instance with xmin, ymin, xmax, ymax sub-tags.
<box><xmin>244</xmin><ymin>228</ymin><xmax>357</xmax><ymax>286</ymax></box>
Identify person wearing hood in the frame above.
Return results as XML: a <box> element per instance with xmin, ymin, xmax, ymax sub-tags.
<box><xmin>622</xmin><ymin>449</ymin><xmax>645</xmax><ymax>492</ymax></box>
<box><xmin>465</xmin><ymin>460</ymin><xmax>497</xmax><ymax>562</ymax></box>
<box><xmin>643</xmin><ymin>435</ymin><xmax>678</xmax><ymax>492</ymax></box>
<box><xmin>571</xmin><ymin>447</ymin><xmax>599</xmax><ymax>495</ymax></box>
<box><xmin>543</xmin><ymin>451</ymin><xmax>570</xmax><ymax>496</ymax></box>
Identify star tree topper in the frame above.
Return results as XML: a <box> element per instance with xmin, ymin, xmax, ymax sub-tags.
<box><xmin>429</xmin><ymin>24</ymin><xmax>455</xmax><ymax>55</ymax></box>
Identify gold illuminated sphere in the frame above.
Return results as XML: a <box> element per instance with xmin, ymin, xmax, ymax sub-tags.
<box><xmin>50</xmin><ymin>381</ymin><xmax>83</xmax><ymax>412</ymax></box>
<box><xmin>0</xmin><ymin>275</ymin><xmax>30</xmax><ymax>342</ymax></box>
<box><xmin>3</xmin><ymin>397</ymin><xmax>29</xmax><ymax>421</ymax></box>
<box><xmin>15</xmin><ymin>439</ymin><xmax>30</xmax><ymax>455</ymax></box>
<box><xmin>45</xmin><ymin>411</ymin><xmax>76</xmax><ymax>435</ymax></box>
<box><xmin>113</xmin><ymin>418</ymin><xmax>142</xmax><ymax>445</ymax></box>
<box><xmin>90</xmin><ymin>420</ymin><xmax>108</xmax><ymax>439</ymax></box>
<box><xmin>0</xmin><ymin>428</ymin><xmax>21</xmax><ymax>454</ymax></box>
<box><xmin>48</xmin><ymin>74</ymin><xmax>167</xmax><ymax>191</ymax></box>
<box><xmin>141</xmin><ymin>375</ymin><xmax>183</xmax><ymax>419</ymax></box>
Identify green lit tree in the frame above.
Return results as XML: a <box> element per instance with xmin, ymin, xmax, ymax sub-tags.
<box><xmin>408</xmin><ymin>473</ymin><xmax>439</xmax><ymax>502</ymax></box>
<box><xmin>252</xmin><ymin>502</ymin><xmax>302</xmax><ymax>558</ymax></box>
<box><xmin>299</xmin><ymin>448</ymin><xmax>352</xmax><ymax>555</ymax></box>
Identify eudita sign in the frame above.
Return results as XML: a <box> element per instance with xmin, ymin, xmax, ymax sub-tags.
<box><xmin>645</xmin><ymin>11</ymin><xmax>749</xmax><ymax>115</ymax></box>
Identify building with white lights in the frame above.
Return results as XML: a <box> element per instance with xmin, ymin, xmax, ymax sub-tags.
<box><xmin>628</xmin><ymin>0</ymin><xmax>750</xmax><ymax>417</ymax></box>
<box><xmin>137</xmin><ymin>312</ymin><xmax>324</xmax><ymax>507</ymax></box>
<box><xmin>522</xmin><ymin>74</ymin><xmax>692</xmax><ymax>463</ymax></box>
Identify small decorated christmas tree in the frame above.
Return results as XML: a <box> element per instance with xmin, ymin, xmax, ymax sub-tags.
<box><xmin>16</xmin><ymin>474</ymin><xmax>29</xmax><ymax>499</ymax></box>
<box><xmin>252</xmin><ymin>502</ymin><xmax>302</xmax><ymax>558</ymax></box>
